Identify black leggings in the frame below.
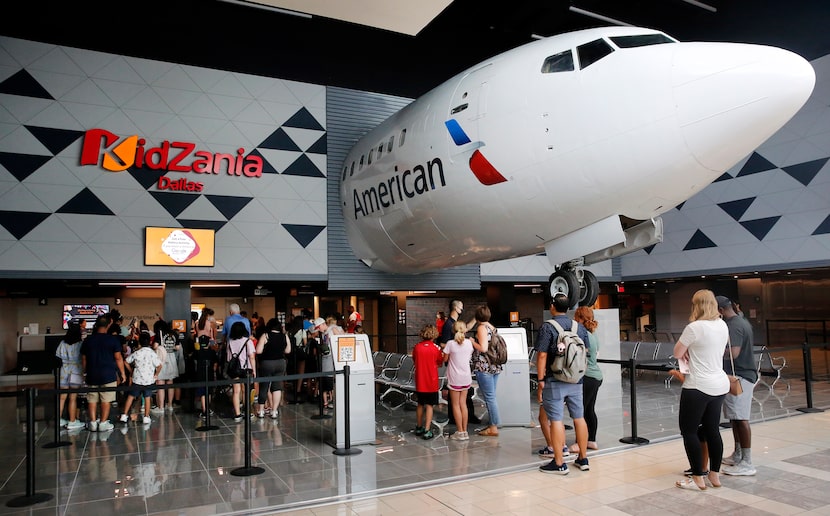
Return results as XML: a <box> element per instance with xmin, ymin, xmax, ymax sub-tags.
<box><xmin>679</xmin><ymin>388</ymin><xmax>726</xmax><ymax>476</ymax></box>
<box><xmin>582</xmin><ymin>376</ymin><xmax>602</xmax><ymax>442</ymax></box>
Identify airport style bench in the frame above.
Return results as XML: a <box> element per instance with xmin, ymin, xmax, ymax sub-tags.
<box><xmin>754</xmin><ymin>345</ymin><xmax>788</xmax><ymax>389</ymax></box>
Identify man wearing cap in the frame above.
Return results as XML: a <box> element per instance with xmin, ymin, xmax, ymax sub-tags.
<box><xmin>312</xmin><ymin>317</ymin><xmax>343</xmax><ymax>409</ymax></box>
<box><xmin>717</xmin><ymin>295</ymin><xmax>757</xmax><ymax>476</ymax></box>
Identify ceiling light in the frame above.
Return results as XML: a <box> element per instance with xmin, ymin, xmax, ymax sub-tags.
<box><xmin>99</xmin><ymin>282</ymin><xmax>164</xmax><ymax>288</ymax></box>
<box><xmin>514</xmin><ymin>284</ymin><xmax>541</xmax><ymax>288</ymax></box>
<box><xmin>191</xmin><ymin>283</ymin><xmax>241</xmax><ymax>288</ymax></box>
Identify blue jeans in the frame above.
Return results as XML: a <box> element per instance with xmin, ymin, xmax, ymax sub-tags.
<box><xmin>475</xmin><ymin>371</ymin><xmax>500</xmax><ymax>426</ymax></box>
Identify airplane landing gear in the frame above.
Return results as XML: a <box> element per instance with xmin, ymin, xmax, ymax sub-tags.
<box><xmin>548</xmin><ymin>262</ymin><xmax>599</xmax><ymax>308</ymax></box>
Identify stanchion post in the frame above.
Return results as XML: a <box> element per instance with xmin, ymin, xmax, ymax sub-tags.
<box><xmin>197</xmin><ymin>360</ymin><xmax>219</xmax><ymax>431</ymax></box>
<box><xmin>798</xmin><ymin>341</ymin><xmax>824</xmax><ymax>414</ymax></box>
<box><xmin>232</xmin><ymin>371</ymin><xmax>264</xmax><ymax>476</ymax></box>
<box><xmin>44</xmin><ymin>359</ymin><xmax>70</xmax><ymax>449</ymax></box>
<box><xmin>620</xmin><ymin>359</ymin><xmax>649</xmax><ymax>445</ymax></box>
<box><xmin>7</xmin><ymin>389</ymin><xmax>53</xmax><ymax>507</ymax></box>
<box><xmin>334</xmin><ymin>364</ymin><xmax>361</xmax><ymax>456</ymax></box>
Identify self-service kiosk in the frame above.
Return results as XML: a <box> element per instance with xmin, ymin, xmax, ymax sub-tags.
<box><xmin>330</xmin><ymin>333</ymin><xmax>376</xmax><ymax>448</ymax></box>
<box><xmin>494</xmin><ymin>327</ymin><xmax>532</xmax><ymax>426</ymax></box>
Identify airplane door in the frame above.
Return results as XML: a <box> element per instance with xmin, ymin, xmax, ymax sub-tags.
<box><xmin>447</xmin><ymin>64</ymin><xmax>493</xmax><ymax>163</ymax></box>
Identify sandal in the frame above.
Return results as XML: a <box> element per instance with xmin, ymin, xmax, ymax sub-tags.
<box><xmin>477</xmin><ymin>427</ymin><xmax>499</xmax><ymax>437</ymax></box>
<box><xmin>675</xmin><ymin>477</ymin><xmax>707</xmax><ymax>491</ymax></box>
<box><xmin>706</xmin><ymin>472</ymin><xmax>722</xmax><ymax>488</ymax></box>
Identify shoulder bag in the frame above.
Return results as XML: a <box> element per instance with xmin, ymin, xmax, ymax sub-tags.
<box><xmin>728</xmin><ymin>338</ymin><xmax>743</xmax><ymax>396</ymax></box>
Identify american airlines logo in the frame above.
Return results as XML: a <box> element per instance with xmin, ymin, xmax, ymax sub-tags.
<box><xmin>444</xmin><ymin>119</ymin><xmax>507</xmax><ymax>186</ymax></box>
<box><xmin>79</xmin><ymin>128</ymin><xmax>262</xmax><ymax>192</ymax></box>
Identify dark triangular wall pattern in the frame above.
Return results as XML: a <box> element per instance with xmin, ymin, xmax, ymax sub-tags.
<box><xmin>643</xmin><ymin>245</ymin><xmax>656</xmax><ymax>254</ymax></box>
<box><xmin>258</xmin><ymin>128</ymin><xmax>301</xmax><ymax>151</ymax></box>
<box><xmin>127</xmin><ymin>166</ymin><xmax>168</xmax><ymax>190</ymax></box>
<box><xmin>149</xmin><ymin>192</ymin><xmax>200</xmax><ymax>218</ymax></box>
<box><xmin>782</xmin><ymin>158</ymin><xmax>829</xmax><ymax>186</ymax></box>
<box><xmin>683</xmin><ymin>230</ymin><xmax>716</xmax><ymax>250</ymax></box>
<box><xmin>737</xmin><ymin>152</ymin><xmax>777</xmax><ymax>177</ymax></box>
<box><xmin>283</xmin><ymin>224</ymin><xmax>325</xmax><ymax>248</ymax></box>
<box><xmin>813</xmin><ymin>215</ymin><xmax>830</xmax><ymax>235</ymax></box>
<box><xmin>740</xmin><ymin>216</ymin><xmax>781</xmax><ymax>240</ymax></box>
<box><xmin>0</xmin><ymin>152</ymin><xmax>52</xmax><ymax>181</ymax></box>
<box><xmin>718</xmin><ymin>197</ymin><xmax>755</xmax><ymax>221</ymax></box>
<box><xmin>0</xmin><ymin>69</ymin><xmax>53</xmax><ymax>99</ymax></box>
<box><xmin>176</xmin><ymin>219</ymin><xmax>228</xmax><ymax>232</ymax></box>
<box><xmin>57</xmin><ymin>188</ymin><xmax>115</xmax><ymax>216</ymax></box>
<box><xmin>248</xmin><ymin>149</ymin><xmax>278</xmax><ymax>174</ymax></box>
<box><xmin>25</xmin><ymin>126</ymin><xmax>84</xmax><ymax>155</ymax></box>
<box><xmin>307</xmin><ymin>134</ymin><xmax>327</xmax><ymax>155</ymax></box>
<box><xmin>282</xmin><ymin>154</ymin><xmax>325</xmax><ymax>178</ymax></box>
<box><xmin>713</xmin><ymin>172</ymin><xmax>733</xmax><ymax>182</ymax></box>
<box><xmin>204</xmin><ymin>195</ymin><xmax>253</xmax><ymax>220</ymax></box>
<box><xmin>0</xmin><ymin>211</ymin><xmax>51</xmax><ymax>239</ymax></box>
<box><xmin>283</xmin><ymin>107</ymin><xmax>324</xmax><ymax>130</ymax></box>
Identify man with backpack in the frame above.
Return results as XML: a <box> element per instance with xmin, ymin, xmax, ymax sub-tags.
<box><xmin>535</xmin><ymin>293</ymin><xmax>591</xmax><ymax>475</ymax></box>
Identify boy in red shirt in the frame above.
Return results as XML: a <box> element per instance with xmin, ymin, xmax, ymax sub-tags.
<box><xmin>412</xmin><ymin>325</ymin><xmax>444</xmax><ymax>439</ymax></box>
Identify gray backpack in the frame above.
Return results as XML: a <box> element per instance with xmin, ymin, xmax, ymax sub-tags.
<box><xmin>547</xmin><ymin>319</ymin><xmax>587</xmax><ymax>383</ymax></box>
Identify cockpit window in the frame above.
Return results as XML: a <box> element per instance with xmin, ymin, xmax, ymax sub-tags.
<box><xmin>541</xmin><ymin>50</ymin><xmax>574</xmax><ymax>73</ymax></box>
<box><xmin>610</xmin><ymin>34</ymin><xmax>675</xmax><ymax>48</ymax></box>
<box><xmin>577</xmin><ymin>39</ymin><xmax>614</xmax><ymax>69</ymax></box>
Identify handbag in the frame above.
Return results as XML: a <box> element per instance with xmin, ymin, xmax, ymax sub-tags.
<box><xmin>727</xmin><ymin>338</ymin><xmax>743</xmax><ymax>396</ymax></box>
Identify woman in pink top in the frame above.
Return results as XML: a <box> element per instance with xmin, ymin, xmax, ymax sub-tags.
<box><xmin>442</xmin><ymin>321</ymin><xmax>474</xmax><ymax>440</ymax></box>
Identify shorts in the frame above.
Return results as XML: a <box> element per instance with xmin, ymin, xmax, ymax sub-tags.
<box><xmin>129</xmin><ymin>386</ymin><xmax>154</xmax><ymax>400</ymax></box>
<box><xmin>723</xmin><ymin>377</ymin><xmax>753</xmax><ymax>420</ymax></box>
<box><xmin>542</xmin><ymin>381</ymin><xmax>584</xmax><ymax>421</ymax></box>
<box><xmin>448</xmin><ymin>384</ymin><xmax>470</xmax><ymax>391</ymax></box>
<box><xmin>416</xmin><ymin>391</ymin><xmax>439</xmax><ymax>405</ymax></box>
<box><xmin>87</xmin><ymin>381</ymin><xmax>117</xmax><ymax>404</ymax></box>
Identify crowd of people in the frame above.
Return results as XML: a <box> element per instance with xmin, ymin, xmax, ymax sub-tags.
<box><xmin>56</xmin><ymin>293</ymin><xmax>756</xmax><ymax>490</ymax></box>
<box><xmin>55</xmin><ymin>305</ymin><xmax>357</xmax><ymax>431</ymax></box>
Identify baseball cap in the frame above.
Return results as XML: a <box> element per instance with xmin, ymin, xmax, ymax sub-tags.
<box><xmin>303</xmin><ymin>319</ymin><xmax>313</xmax><ymax>331</ymax></box>
<box><xmin>715</xmin><ymin>296</ymin><xmax>732</xmax><ymax>309</ymax></box>
<box><xmin>312</xmin><ymin>317</ymin><xmax>326</xmax><ymax>330</ymax></box>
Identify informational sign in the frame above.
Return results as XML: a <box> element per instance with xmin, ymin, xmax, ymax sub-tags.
<box><xmin>171</xmin><ymin>319</ymin><xmax>187</xmax><ymax>333</ymax></box>
<box><xmin>145</xmin><ymin>227</ymin><xmax>215</xmax><ymax>266</ymax></box>
<box><xmin>337</xmin><ymin>335</ymin><xmax>356</xmax><ymax>363</ymax></box>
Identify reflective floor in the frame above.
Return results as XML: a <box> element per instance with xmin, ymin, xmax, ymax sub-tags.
<box><xmin>0</xmin><ymin>370</ymin><xmax>829</xmax><ymax>515</ymax></box>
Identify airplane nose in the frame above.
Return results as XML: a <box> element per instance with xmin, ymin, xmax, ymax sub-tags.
<box><xmin>673</xmin><ymin>43</ymin><xmax>815</xmax><ymax>172</ymax></box>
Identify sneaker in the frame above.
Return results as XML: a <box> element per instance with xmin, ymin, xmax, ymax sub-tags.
<box><xmin>722</xmin><ymin>462</ymin><xmax>756</xmax><ymax>476</ymax></box>
<box><xmin>574</xmin><ymin>457</ymin><xmax>590</xmax><ymax>471</ymax></box>
<box><xmin>87</xmin><ymin>420</ymin><xmax>99</xmax><ymax>432</ymax></box>
<box><xmin>422</xmin><ymin>430</ymin><xmax>434</xmax><ymax>440</ymax></box>
<box><xmin>539</xmin><ymin>461</ymin><xmax>569</xmax><ymax>475</ymax></box>
<box><xmin>270</xmin><ymin>410</ymin><xmax>278</xmax><ymax>419</ymax></box>
<box><xmin>165</xmin><ymin>406</ymin><xmax>174</xmax><ymax>413</ymax></box>
<box><xmin>59</xmin><ymin>418</ymin><xmax>68</xmax><ymax>427</ymax></box>
<box><xmin>722</xmin><ymin>452</ymin><xmax>741</xmax><ymax>466</ymax></box>
<box><xmin>142</xmin><ymin>416</ymin><xmax>151</xmax><ymax>425</ymax></box>
<box><xmin>66</xmin><ymin>420</ymin><xmax>85</xmax><ymax>430</ymax></box>
<box><xmin>562</xmin><ymin>446</ymin><xmax>571</xmax><ymax>457</ymax></box>
<box><xmin>450</xmin><ymin>431</ymin><xmax>465</xmax><ymax>440</ymax></box>
<box><xmin>151</xmin><ymin>406</ymin><xmax>165</xmax><ymax>414</ymax></box>
<box><xmin>258</xmin><ymin>410</ymin><xmax>265</xmax><ymax>418</ymax></box>
<box><xmin>97</xmin><ymin>421</ymin><xmax>114</xmax><ymax>432</ymax></box>
<box><xmin>119</xmin><ymin>414</ymin><xmax>128</xmax><ymax>423</ymax></box>
<box><xmin>233</xmin><ymin>414</ymin><xmax>244</xmax><ymax>423</ymax></box>
<box><xmin>459</xmin><ymin>431</ymin><xmax>469</xmax><ymax>441</ymax></box>
<box><xmin>414</xmin><ymin>426</ymin><xmax>425</xmax><ymax>436</ymax></box>
<box><xmin>537</xmin><ymin>446</ymin><xmax>556</xmax><ymax>458</ymax></box>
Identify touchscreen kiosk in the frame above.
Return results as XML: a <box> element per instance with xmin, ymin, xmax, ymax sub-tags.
<box><xmin>493</xmin><ymin>327</ymin><xmax>532</xmax><ymax>426</ymax></box>
<box><xmin>330</xmin><ymin>333</ymin><xmax>376</xmax><ymax>447</ymax></box>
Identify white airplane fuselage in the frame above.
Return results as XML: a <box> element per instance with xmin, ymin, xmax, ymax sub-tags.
<box><xmin>340</xmin><ymin>27</ymin><xmax>814</xmax><ymax>274</ymax></box>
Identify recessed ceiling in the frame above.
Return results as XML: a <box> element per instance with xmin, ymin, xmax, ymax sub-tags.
<box><xmin>226</xmin><ymin>0</ymin><xmax>454</xmax><ymax>35</ymax></box>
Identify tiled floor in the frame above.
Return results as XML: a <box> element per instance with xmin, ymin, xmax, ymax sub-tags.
<box><xmin>0</xmin><ymin>371</ymin><xmax>828</xmax><ymax>515</ymax></box>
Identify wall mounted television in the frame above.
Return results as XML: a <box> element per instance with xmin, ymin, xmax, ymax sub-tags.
<box><xmin>63</xmin><ymin>304</ymin><xmax>110</xmax><ymax>330</ymax></box>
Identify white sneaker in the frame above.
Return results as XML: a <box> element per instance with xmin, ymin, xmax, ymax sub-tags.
<box><xmin>143</xmin><ymin>416</ymin><xmax>151</xmax><ymax>425</ymax></box>
<box><xmin>98</xmin><ymin>420</ymin><xmax>114</xmax><ymax>432</ymax></box>
<box><xmin>258</xmin><ymin>410</ymin><xmax>265</xmax><ymax>418</ymax></box>
<box><xmin>151</xmin><ymin>406</ymin><xmax>165</xmax><ymax>414</ymax></box>
<box><xmin>59</xmin><ymin>418</ymin><xmax>68</xmax><ymax>427</ymax></box>
<box><xmin>66</xmin><ymin>420</ymin><xmax>85</xmax><ymax>430</ymax></box>
<box><xmin>722</xmin><ymin>462</ymin><xmax>756</xmax><ymax>476</ymax></box>
<box><xmin>271</xmin><ymin>410</ymin><xmax>278</xmax><ymax>419</ymax></box>
<box><xmin>119</xmin><ymin>414</ymin><xmax>128</xmax><ymax>423</ymax></box>
<box><xmin>87</xmin><ymin>420</ymin><xmax>99</xmax><ymax>432</ymax></box>
<box><xmin>722</xmin><ymin>452</ymin><xmax>741</xmax><ymax>466</ymax></box>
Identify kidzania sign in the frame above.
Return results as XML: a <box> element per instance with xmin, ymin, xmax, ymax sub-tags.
<box><xmin>80</xmin><ymin>128</ymin><xmax>262</xmax><ymax>192</ymax></box>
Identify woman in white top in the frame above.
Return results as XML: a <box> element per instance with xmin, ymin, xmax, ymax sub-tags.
<box><xmin>226</xmin><ymin>321</ymin><xmax>257</xmax><ymax>421</ymax></box>
<box><xmin>673</xmin><ymin>289</ymin><xmax>729</xmax><ymax>491</ymax></box>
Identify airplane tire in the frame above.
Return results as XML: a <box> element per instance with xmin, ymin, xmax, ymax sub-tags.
<box><xmin>578</xmin><ymin>270</ymin><xmax>599</xmax><ymax>307</ymax></box>
<box><xmin>548</xmin><ymin>270</ymin><xmax>579</xmax><ymax>308</ymax></box>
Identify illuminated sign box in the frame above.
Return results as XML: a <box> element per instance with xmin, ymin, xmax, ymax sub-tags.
<box><xmin>145</xmin><ymin>227</ymin><xmax>215</xmax><ymax>266</ymax></box>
